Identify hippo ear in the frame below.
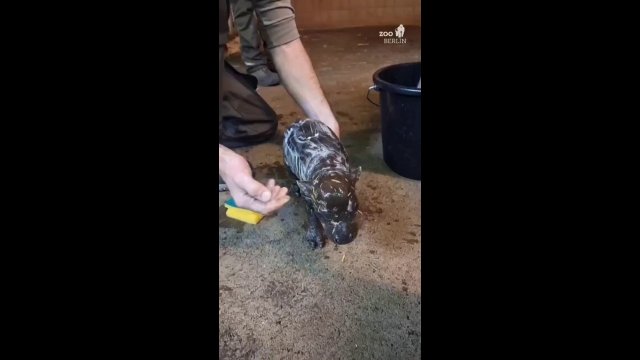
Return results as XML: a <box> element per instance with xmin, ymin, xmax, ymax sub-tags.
<box><xmin>350</xmin><ymin>166</ymin><xmax>362</xmax><ymax>182</ymax></box>
<box><xmin>296</xmin><ymin>180</ymin><xmax>314</xmax><ymax>199</ymax></box>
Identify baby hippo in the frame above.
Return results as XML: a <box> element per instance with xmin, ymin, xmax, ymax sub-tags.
<box><xmin>283</xmin><ymin>119</ymin><xmax>361</xmax><ymax>249</ymax></box>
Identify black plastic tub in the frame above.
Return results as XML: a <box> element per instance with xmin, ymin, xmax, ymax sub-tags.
<box><xmin>369</xmin><ymin>62</ymin><xmax>421</xmax><ymax>180</ymax></box>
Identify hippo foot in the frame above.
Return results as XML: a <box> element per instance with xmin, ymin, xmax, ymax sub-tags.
<box><xmin>291</xmin><ymin>183</ymin><xmax>301</xmax><ymax>198</ymax></box>
<box><xmin>305</xmin><ymin>228</ymin><xmax>324</xmax><ymax>249</ymax></box>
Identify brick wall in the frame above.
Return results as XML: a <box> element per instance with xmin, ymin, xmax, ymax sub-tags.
<box><xmin>292</xmin><ymin>0</ymin><xmax>421</xmax><ymax>30</ymax></box>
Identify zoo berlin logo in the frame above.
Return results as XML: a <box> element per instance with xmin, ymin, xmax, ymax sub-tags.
<box><xmin>380</xmin><ymin>24</ymin><xmax>407</xmax><ymax>44</ymax></box>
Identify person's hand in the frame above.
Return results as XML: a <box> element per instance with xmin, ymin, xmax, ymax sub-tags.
<box><xmin>219</xmin><ymin>145</ymin><xmax>290</xmax><ymax>215</ymax></box>
<box><xmin>314</xmin><ymin>116</ymin><xmax>339</xmax><ymax>138</ymax></box>
<box><xmin>324</xmin><ymin>118</ymin><xmax>340</xmax><ymax>139</ymax></box>
<box><xmin>227</xmin><ymin>176</ymin><xmax>289</xmax><ymax>215</ymax></box>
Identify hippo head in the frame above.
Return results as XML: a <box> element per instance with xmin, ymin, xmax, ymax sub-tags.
<box><xmin>297</xmin><ymin>167</ymin><xmax>362</xmax><ymax>245</ymax></box>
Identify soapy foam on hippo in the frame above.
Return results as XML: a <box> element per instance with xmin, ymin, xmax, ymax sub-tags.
<box><xmin>283</xmin><ymin>119</ymin><xmax>361</xmax><ymax>249</ymax></box>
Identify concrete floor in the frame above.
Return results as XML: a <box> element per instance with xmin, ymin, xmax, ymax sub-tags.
<box><xmin>220</xmin><ymin>26</ymin><xmax>421</xmax><ymax>359</ymax></box>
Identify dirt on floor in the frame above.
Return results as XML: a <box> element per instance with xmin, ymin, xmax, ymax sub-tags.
<box><xmin>220</xmin><ymin>26</ymin><xmax>421</xmax><ymax>360</ymax></box>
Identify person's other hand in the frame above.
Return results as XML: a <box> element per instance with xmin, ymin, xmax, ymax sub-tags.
<box><xmin>219</xmin><ymin>146</ymin><xmax>290</xmax><ymax>215</ymax></box>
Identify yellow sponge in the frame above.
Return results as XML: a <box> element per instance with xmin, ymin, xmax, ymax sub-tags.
<box><xmin>224</xmin><ymin>199</ymin><xmax>264</xmax><ymax>225</ymax></box>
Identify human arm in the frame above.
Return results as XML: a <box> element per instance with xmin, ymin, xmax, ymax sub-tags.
<box><xmin>252</xmin><ymin>0</ymin><xmax>340</xmax><ymax>137</ymax></box>
<box><xmin>270</xmin><ymin>39</ymin><xmax>340</xmax><ymax>138</ymax></box>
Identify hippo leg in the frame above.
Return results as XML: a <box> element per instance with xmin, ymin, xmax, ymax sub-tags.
<box><xmin>291</xmin><ymin>183</ymin><xmax>301</xmax><ymax>198</ymax></box>
<box><xmin>304</xmin><ymin>203</ymin><xmax>324</xmax><ymax>249</ymax></box>
<box><xmin>285</xmin><ymin>165</ymin><xmax>301</xmax><ymax>198</ymax></box>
